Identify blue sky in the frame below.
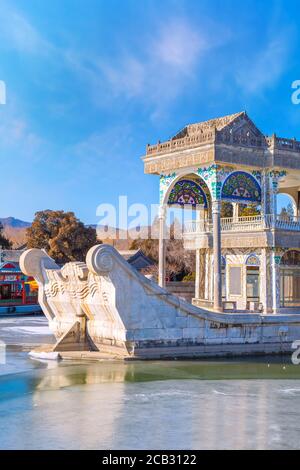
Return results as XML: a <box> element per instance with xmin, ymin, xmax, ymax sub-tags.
<box><xmin>0</xmin><ymin>0</ymin><xmax>299</xmax><ymax>224</ymax></box>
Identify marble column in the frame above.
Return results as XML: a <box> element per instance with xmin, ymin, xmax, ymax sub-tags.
<box><xmin>260</xmin><ymin>170</ymin><xmax>268</xmax><ymax>217</ymax></box>
<box><xmin>212</xmin><ymin>200</ymin><xmax>222</xmax><ymax>311</ymax></box>
<box><xmin>260</xmin><ymin>248</ymin><xmax>272</xmax><ymax>313</ymax></box>
<box><xmin>197</xmin><ymin>204</ymin><xmax>206</xmax><ymax>223</ymax></box>
<box><xmin>158</xmin><ymin>204</ymin><xmax>167</xmax><ymax>288</ymax></box>
<box><xmin>269</xmin><ymin>173</ymin><xmax>278</xmax><ymax>223</ymax></box>
<box><xmin>195</xmin><ymin>249</ymin><xmax>201</xmax><ymax>298</ymax></box>
<box><xmin>194</xmin><ymin>205</ymin><xmax>204</xmax><ymax>299</ymax></box>
<box><xmin>232</xmin><ymin>202</ymin><xmax>239</xmax><ymax>222</ymax></box>
<box><xmin>204</xmin><ymin>251</ymin><xmax>210</xmax><ymax>300</ymax></box>
<box><xmin>272</xmin><ymin>185</ymin><xmax>278</xmax><ymax>220</ymax></box>
<box><xmin>271</xmin><ymin>252</ymin><xmax>281</xmax><ymax>313</ymax></box>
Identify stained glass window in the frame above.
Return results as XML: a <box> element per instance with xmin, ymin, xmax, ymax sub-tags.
<box><xmin>168</xmin><ymin>179</ymin><xmax>208</xmax><ymax>207</ymax></box>
<box><xmin>221</xmin><ymin>171</ymin><xmax>261</xmax><ymax>203</ymax></box>
<box><xmin>246</xmin><ymin>254</ymin><xmax>260</xmax><ymax>266</ymax></box>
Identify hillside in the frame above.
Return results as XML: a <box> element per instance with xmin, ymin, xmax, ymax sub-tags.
<box><xmin>0</xmin><ymin>217</ymin><xmax>31</xmax><ymax>248</ymax></box>
<box><xmin>0</xmin><ymin>217</ymin><xmax>31</xmax><ymax>229</ymax></box>
<box><xmin>0</xmin><ymin>217</ymin><xmax>147</xmax><ymax>250</ymax></box>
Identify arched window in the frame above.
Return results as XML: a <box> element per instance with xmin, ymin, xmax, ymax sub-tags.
<box><xmin>221</xmin><ymin>171</ymin><xmax>261</xmax><ymax>203</ymax></box>
<box><xmin>168</xmin><ymin>179</ymin><xmax>208</xmax><ymax>207</ymax></box>
<box><xmin>245</xmin><ymin>254</ymin><xmax>260</xmax><ymax>304</ymax></box>
<box><xmin>280</xmin><ymin>250</ymin><xmax>300</xmax><ymax>266</ymax></box>
<box><xmin>277</xmin><ymin>194</ymin><xmax>297</xmax><ymax>219</ymax></box>
<box><xmin>246</xmin><ymin>254</ymin><xmax>260</xmax><ymax>266</ymax></box>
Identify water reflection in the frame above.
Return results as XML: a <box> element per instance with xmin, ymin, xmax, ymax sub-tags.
<box><xmin>1</xmin><ymin>358</ymin><xmax>300</xmax><ymax>449</ymax></box>
<box><xmin>1</xmin><ymin>356</ymin><xmax>300</xmax><ymax>399</ymax></box>
<box><xmin>35</xmin><ymin>362</ymin><xmax>128</xmax><ymax>390</ymax></box>
<box><xmin>1</xmin><ymin>317</ymin><xmax>300</xmax><ymax>449</ymax></box>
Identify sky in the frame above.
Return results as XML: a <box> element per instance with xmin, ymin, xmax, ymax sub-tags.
<box><xmin>0</xmin><ymin>0</ymin><xmax>299</xmax><ymax>225</ymax></box>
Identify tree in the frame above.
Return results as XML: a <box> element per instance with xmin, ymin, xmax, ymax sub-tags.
<box><xmin>220</xmin><ymin>202</ymin><xmax>260</xmax><ymax>218</ymax></box>
<box><xmin>130</xmin><ymin>220</ymin><xmax>195</xmax><ymax>281</ymax></box>
<box><xmin>279</xmin><ymin>202</ymin><xmax>295</xmax><ymax>221</ymax></box>
<box><xmin>0</xmin><ymin>222</ymin><xmax>12</xmax><ymax>249</ymax></box>
<box><xmin>220</xmin><ymin>202</ymin><xmax>233</xmax><ymax>218</ymax></box>
<box><xmin>287</xmin><ymin>202</ymin><xmax>295</xmax><ymax>217</ymax></box>
<box><xmin>239</xmin><ymin>203</ymin><xmax>260</xmax><ymax>217</ymax></box>
<box><xmin>26</xmin><ymin>210</ymin><xmax>98</xmax><ymax>264</ymax></box>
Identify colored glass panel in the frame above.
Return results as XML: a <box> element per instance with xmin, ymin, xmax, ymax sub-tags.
<box><xmin>221</xmin><ymin>171</ymin><xmax>261</xmax><ymax>203</ymax></box>
<box><xmin>168</xmin><ymin>179</ymin><xmax>208</xmax><ymax>207</ymax></box>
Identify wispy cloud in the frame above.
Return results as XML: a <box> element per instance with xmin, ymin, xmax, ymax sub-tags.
<box><xmin>0</xmin><ymin>2</ymin><xmax>53</xmax><ymax>55</ymax></box>
<box><xmin>63</xmin><ymin>16</ymin><xmax>226</xmax><ymax>119</ymax></box>
<box><xmin>71</xmin><ymin>127</ymin><xmax>130</xmax><ymax>162</ymax></box>
<box><xmin>0</xmin><ymin>4</ymin><xmax>226</xmax><ymax>118</ymax></box>
<box><xmin>99</xmin><ymin>17</ymin><xmax>212</xmax><ymax>106</ymax></box>
<box><xmin>58</xmin><ymin>123</ymin><xmax>138</xmax><ymax>190</ymax></box>
<box><xmin>0</xmin><ymin>97</ymin><xmax>45</xmax><ymax>160</ymax></box>
<box><xmin>65</xmin><ymin>18</ymin><xmax>212</xmax><ymax>98</ymax></box>
<box><xmin>0</xmin><ymin>2</ymin><xmax>294</xmax><ymax>152</ymax></box>
<box><xmin>235</xmin><ymin>28</ymin><xmax>294</xmax><ymax>95</ymax></box>
<box><xmin>152</xmin><ymin>19</ymin><xmax>206</xmax><ymax>69</ymax></box>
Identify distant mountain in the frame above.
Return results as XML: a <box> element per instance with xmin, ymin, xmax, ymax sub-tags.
<box><xmin>0</xmin><ymin>217</ymin><xmax>150</xmax><ymax>250</ymax></box>
<box><xmin>0</xmin><ymin>217</ymin><xmax>31</xmax><ymax>228</ymax></box>
<box><xmin>0</xmin><ymin>217</ymin><xmax>31</xmax><ymax>248</ymax></box>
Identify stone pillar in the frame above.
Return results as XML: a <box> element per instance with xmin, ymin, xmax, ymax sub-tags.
<box><xmin>271</xmin><ymin>252</ymin><xmax>281</xmax><ymax>313</ymax></box>
<box><xmin>204</xmin><ymin>251</ymin><xmax>209</xmax><ymax>300</ymax></box>
<box><xmin>158</xmin><ymin>205</ymin><xmax>167</xmax><ymax>288</ymax></box>
<box><xmin>261</xmin><ymin>170</ymin><xmax>268</xmax><ymax>216</ymax></box>
<box><xmin>260</xmin><ymin>248</ymin><xmax>272</xmax><ymax>313</ymax></box>
<box><xmin>212</xmin><ymin>200</ymin><xmax>222</xmax><ymax>311</ymax></box>
<box><xmin>196</xmin><ymin>204</ymin><xmax>205</xmax><ymax>218</ymax></box>
<box><xmin>232</xmin><ymin>203</ymin><xmax>239</xmax><ymax>222</ymax></box>
<box><xmin>269</xmin><ymin>174</ymin><xmax>278</xmax><ymax>221</ymax></box>
<box><xmin>272</xmin><ymin>185</ymin><xmax>278</xmax><ymax>219</ymax></box>
<box><xmin>195</xmin><ymin>249</ymin><xmax>201</xmax><ymax>298</ymax></box>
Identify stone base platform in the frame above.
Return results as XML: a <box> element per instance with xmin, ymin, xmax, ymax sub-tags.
<box><xmin>30</xmin><ymin>339</ymin><xmax>294</xmax><ymax>362</ymax></box>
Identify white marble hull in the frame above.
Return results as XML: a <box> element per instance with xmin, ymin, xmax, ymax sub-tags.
<box><xmin>20</xmin><ymin>244</ymin><xmax>300</xmax><ymax>359</ymax></box>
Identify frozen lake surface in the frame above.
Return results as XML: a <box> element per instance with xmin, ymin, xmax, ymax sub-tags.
<box><xmin>0</xmin><ymin>316</ymin><xmax>300</xmax><ymax>450</ymax></box>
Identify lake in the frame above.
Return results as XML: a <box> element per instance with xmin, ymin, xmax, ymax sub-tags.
<box><xmin>0</xmin><ymin>316</ymin><xmax>300</xmax><ymax>450</ymax></box>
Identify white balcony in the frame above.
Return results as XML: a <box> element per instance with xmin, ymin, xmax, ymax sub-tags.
<box><xmin>184</xmin><ymin>214</ymin><xmax>300</xmax><ymax>236</ymax></box>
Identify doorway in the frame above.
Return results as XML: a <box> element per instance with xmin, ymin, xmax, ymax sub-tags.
<box><xmin>0</xmin><ymin>284</ymin><xmax>12</xmax><ymax>300</ymax></box>
<box><xmin>246</xmin><ymin>266</ymin><xmax>260</xmax><ymax>304</ymax></box>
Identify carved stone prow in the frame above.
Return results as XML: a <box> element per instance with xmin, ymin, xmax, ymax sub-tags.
<box><xmin>20</xmin><ymin>249</ymin><xmax>59</xmax><ymax>322</ymax></box>
<box><xmin>20</xmin><ymin>248</ymin><xmax>98</xmax><ymax>353</ymax></box>
<box><xmin>53</xmin><ymin>320</ymin><xmax>97</xmax><ymax>352</ymax></box>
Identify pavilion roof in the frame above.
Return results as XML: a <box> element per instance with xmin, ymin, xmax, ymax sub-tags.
<box><xmin>172</xmin><ymin>111</ymin><xmax>246</xmax><ymax>140</ymax></box>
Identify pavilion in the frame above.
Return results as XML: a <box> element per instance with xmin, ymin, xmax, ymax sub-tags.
<box><xmin>143</xmin><ymin>111</ymin><xmax>300</xmax><ymax>313</ymax></box>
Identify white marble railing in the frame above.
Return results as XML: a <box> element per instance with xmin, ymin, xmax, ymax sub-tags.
<box><xmin>184</xmin><ymin>214</ymin><xmax>300</xmax><ymax>235</ymax></box>
<box><xmin>272</xmin><ymin>215</ymin><xmax>300</xmax><ymax>231</ymax></box>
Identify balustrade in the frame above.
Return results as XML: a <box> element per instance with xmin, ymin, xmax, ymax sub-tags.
<box><xmin>184</xmin><ymin>214</ymin><xmax>300</xmax><ymax>235</ymax></box>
